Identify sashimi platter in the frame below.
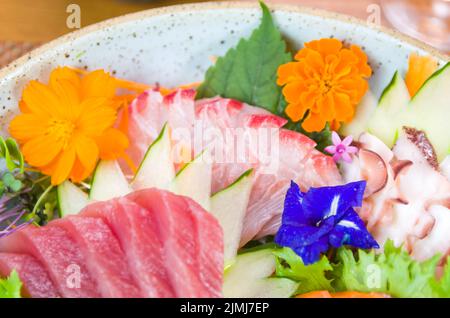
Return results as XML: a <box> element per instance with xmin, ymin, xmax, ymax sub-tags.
<box><xmin>0</xmin><ymin>2</ymin><xmax>449</xmax><ymax>298</ymax></box>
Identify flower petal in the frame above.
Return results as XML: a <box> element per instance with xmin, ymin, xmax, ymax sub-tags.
<box><xmin>21</xmin><ymin>135</ymin><xmax>63</xmax><ymax>167</ymax></box>
<box><xmin>51</xmin><ymin>146</ymin><xmax>76</xmax><ymax>185</ymax></box>
<box><xmin>277</xmin><ymin>62</ymin><xmax>302</xmax><ymax>85</ymax></box>
<box><xmin>301</xmin><ymin>111</ymin><xmax>327</xmax><ymax>132</ymax></box>
<box><xmin>285</xmin><ymin>102</ymin><xmax>308</xmax><ymax>122</ymax></box>
<box><xmin>341</xmin><ymin>152</ymin><xmax>353</xmax><ymax>163</ymax></box>
<box><xmin>281</xmin><ymin>181</ymin><xmax>306</xmax><ymax>226</ymax></box>
<box><xmin>22</xmin><ymin>81</ymin><xmax>64</xmax><ymax>119</ymax></box>
<box><xmin>282</xmin><ymin>81</ymin><xmax>307</xmax><ymax>103</ymax></box>
<box><xmin>334</xmin><ymin>93</ymin><xmax>354</xmax><ymax>122</ymax></box>
<box><xmin>49</xmin><ymin>67</ymin><xmax>81</xmax><ymax>92</ymax></box>
<box><xmin>342</xmin><ymin>135</ymin><xmax>353</xmax><ymax>146</ymax></box>
<box><xmin>69</xmin><ymin>158</ymin><xmax>92</xmax><ymax>183</ymax></box>
<box><xmin>50</xmin><ymin>79</ymin><xmax>81</xmax><ymax>120</ymax></box>
<box><xmin>306</xmin><ymin>38</ymin><xmax>343</xmax><ymax>59</ymax></box>
<box><xmin>81</xmin><ymin>69</ymin><xmax>116</xmax><ymax>99</ymax></box>
<box><xmin>9</xmin><ymin>114</ymin><xmax>46</xmax><ymax>143</ymax></box>
<box><xmin>275</xmin><ymin>223</ymin><xmax>332</xmax><ymax>248</ymax></box>
<box><xmin>292</xmin><ymin>236</ymin><xmax>330</xmax><ymax>265</ymax></box>
<box><xmin>329</xmin><ymin>208</ymin><xmax>379</xmax><ymax>249</ymax></box>
<box><xmin>347</xmin><ymin>146</ymin><xmax>359</xmax><ymax>154</ymax></box>
<box><xmin>302</xmin><ymin>181</ymin><xmax>367</xmax><ymax>221</ymax></box>
<box><xmin>324</xmin><ymin>145</ymin><xmax>336</xmax><ymax>155</ymax></box>
<box><xmin>74</xmin><ymin>134</ymin><xmax>99</xmax><ymax>174</ymax></box>
<box><xmin>77</xmin><ymin>98</ymin><xmax>117</xmax><ymax>136</ymax></box>
<box><xmin>331</xmin><ymin>131</ymin><xmax>341</xmax><ymax>145</ymax></box>
<box><xmin>95</xmin><ymin>128</ymin><xmax>129</xmax><ymax>160</ymax></box>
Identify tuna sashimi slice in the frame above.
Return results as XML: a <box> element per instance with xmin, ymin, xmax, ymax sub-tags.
<box><xmin>81</xmin><ymin>198</ymin><xmax>175</xmax><ymax>298</ymax></box>
<box><xmin>0</xmin><ymin>225</ymin><xmax>100</xmax><ymax>297</ymax></box>
<box><xmin>185</xmin><ymin>199</ymin><xmax>223</xmax><ymax>296</ymax></box>
<box><xmin>50</xmin><ymin>216</ymin><xmax>141</xmax><ymax>298</ymax></box>
<box><xmin>0</xmin><ymin>253</ymin><xmax>59</xmax><ymax>298</ymax></box>
<box><xmin>129</xmin><ymin>189</ymin><xmax>223</xmax><ymax>298</ymax></box>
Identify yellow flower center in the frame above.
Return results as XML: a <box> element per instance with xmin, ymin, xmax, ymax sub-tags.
<box><xmin>46</xmin><ymin>118</ymin><xmax>75</xmax><ymax>149</ymax></box>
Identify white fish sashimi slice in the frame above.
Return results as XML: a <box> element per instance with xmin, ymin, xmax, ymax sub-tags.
<box><xmin>125</xmin><ymin>88</ymin><xmax>342</xmax><ymax>244</ymax></box>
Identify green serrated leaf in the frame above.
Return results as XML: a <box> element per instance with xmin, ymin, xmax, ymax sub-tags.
<box><xmin>196</xmin><ymin>2</ymin><xmax>292</xmax><ymax>113</ymax></box>
<box><xmin>273</xmin><ymin>247</ymin><xmax>334</xmax><ymax>294</ymax></box>
<box><xmin>0</xmin><ymin>270</ymin><xmax>22</xmax><ymax>298</ymax></box>
<box><xmin>332</xmin><ymin>240</ymin><xmax>447</xmax><ymax>298</ymax></box>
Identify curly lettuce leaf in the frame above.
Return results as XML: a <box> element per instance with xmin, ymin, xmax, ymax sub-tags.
<box><xmin>0</xmin><ymin>270</ymin><xmax>22</xmax><ymax>298</ymax></box>
<box><xmin>196</xmin><ymin>1</ymin><xmax>291</xmax><ymax>113</ymax></box>
<box><xmin>333</xmin><ymin>240</ymin><xmax>449</xmax><ymax>298</ymax></box>
<box><xmin>430</xmin><ymin>262</ymin><xmax>450</xmax><ymax>298</ymax></box>
<box><xmin>273</xmin><ymin>247</ymin><xmax>334</xmax><ymax>294</ymax></box>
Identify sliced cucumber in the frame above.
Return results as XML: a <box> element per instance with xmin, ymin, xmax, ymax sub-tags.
<box><xmin>57</xmin><ymin>181</ymin><xmax>89</xmax><ymax>216</ymax></box>
<box><xmin>223</xmin><ymin>249</ymin><xmax>299</xmax><ymax>298</ymax></box>
<box><xmin>172</xmin><ymin>151</ymin><xmax>211</xmax><ymax>210</ymax></box>
<box><xmin>368</xmin><ymin>71</ymin><xmax>410</xmax><ymax>147</ymax></box>
<box><xmin>211</xmin><ymin>169</ymin><xmax>253</xmax><ymax>264</ymax></box>
<box><xmin>90</xmin><ymin>160</ymin><xmax>131</xmax><ymax>201</ymax></box>
<box><xmin>406</xmin><ymin>62</ymin><xmax>450</xmax><ymax>161</ymax></box>
<box><xmin>132</xmin><ymin>123</ymin><xmax>175</xmax><ymax>191</ymax></box>
<box><xmin>340</xmin><ymin>90</ymin><xmax>377</xmax><ymax>138</ymax></box>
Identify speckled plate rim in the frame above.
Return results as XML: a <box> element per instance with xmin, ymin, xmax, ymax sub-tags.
<box><xmin>1</xmin><ymin>0</ymin><xmax>449</xmax><ymax>82</ymax></box>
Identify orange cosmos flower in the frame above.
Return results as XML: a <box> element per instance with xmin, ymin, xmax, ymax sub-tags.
<box><xmin>9</xmin><ymin>67</ymin><xmax>146</xmax><ymax>185</ymax></box>
<box><xmin>277</xmin><ymin>38</ymin><xmax>372</xmax><ymax>132</ymax></box>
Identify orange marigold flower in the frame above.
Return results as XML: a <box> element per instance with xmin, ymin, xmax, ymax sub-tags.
<box><xmin>9</xmin><ymin>67</ymin><xmax>146</xmax><ymax>185</ymax></box>
<box><xmin>277</xmin><ymin>38</ymin><xmax>372</xmax><ymax>132</ymax></box>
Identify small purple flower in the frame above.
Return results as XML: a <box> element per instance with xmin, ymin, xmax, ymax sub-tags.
<box><xmin>275</xmin><ymin>180</ymin><xmax>379</xmax><ymax>265</ymax></box>
<box><xmin>325</xmin><ymin>132</ymin><xmax>358</xmax><ymax>163</ymax></box>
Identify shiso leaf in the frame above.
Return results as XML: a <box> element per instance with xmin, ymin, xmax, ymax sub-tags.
<box><xmin>196</xmin><ymin>1</ymin><xmax>291</xmax><ymax>113</ymax></box>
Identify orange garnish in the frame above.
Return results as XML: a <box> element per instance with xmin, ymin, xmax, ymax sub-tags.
<box><xmin>297</xmin><ymin>291</ymin><xmax>332</xmax><ymax>298</ymax></box>
<box><xmin>296</xmin><ymin>291</ymin><xmax>390</xmax><ymax>298</ymax></box>
<box><xmin>405</xmin><ymin>54</ymin><xmax>438</xmax><ymax>97</ymax></box>
<box><xmin>9</xmin><ymin>67</ymin><xmax>146</xmax><ymax>185</ymax></box>
<box><xmin>277</xmin><ymin>38</ymin><xmax>372</xmax><ymax>132</ymax></box>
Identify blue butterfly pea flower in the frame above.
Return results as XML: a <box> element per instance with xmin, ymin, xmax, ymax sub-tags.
<box><xmin>275</xmin><ymin>180</ymin><xmax>379</xmax><ymax>265</ymax></box>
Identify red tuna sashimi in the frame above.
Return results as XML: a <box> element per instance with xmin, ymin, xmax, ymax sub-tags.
<box><xmin>0</xmin><ymin>226</ymin><xmax>100</xmax><ymax>297</ymax></box>
<box><xmin>50</xmin><ymin>216</ymin><xmax>141</xmax><ymax>298</ymax></box>
<box><xmin>81</xmin><ymin>198</ymin><xmax>175</xmax><ymax>297</ymax></box>
<box><xmin>0</xmin><ymin>253</ymin><xmax>59</xmax><ymax>298</ymax></box>
<box><xmin>184</xmin><ymin>199</ymin><xmax>223</xmax><ymax>296</ymax></box>
<box><xmin>125</xmin><ymin>89</ymin><xmax>342</xmax><ymax>245</ymax></box>
<box><xmin>129</xmin><ymin>188</ymin><xmax>223</xmax><ymax>298</ymax></box>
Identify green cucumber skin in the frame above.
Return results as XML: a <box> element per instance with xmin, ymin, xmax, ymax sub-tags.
<box><xmin>132</xmin><ymin>122</ymin><xmax>168</xmax><ymax>182</ymax></box>
<box><xmin>211</xmin><ymin>168</ymin><xmax>253</xmax><ymax>197</ymax></box>
<box><xmin>378</xmin><ymin>71</ymin><xmax>399</xmax><ymax>105</ymax></box>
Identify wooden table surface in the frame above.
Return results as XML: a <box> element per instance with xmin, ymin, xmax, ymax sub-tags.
<box><xmin>0</xmin><ymin>0</ymin><xmax>390</xmax><ymax>67</ymax></box>
<box><xmin>0</xmin><ymin>0</ymin><xmax>387</xmax><ymax>42</ymax></box>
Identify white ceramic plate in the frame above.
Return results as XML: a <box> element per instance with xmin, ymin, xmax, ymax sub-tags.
<box><xmin>0</xmin><ymin>1</ymin><xmax>448</xmax><ymax>134</ymax></box>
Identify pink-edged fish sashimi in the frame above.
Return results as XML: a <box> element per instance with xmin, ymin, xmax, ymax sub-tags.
<box><xmin>0</xmin><ymin>253</ymin><xmax>59</xmax><ymax>298</ymax></box>
<box><xmin>50</xmin><ymin>216</ymin><xmax>142</xmax><ymax>298</ymax></box>
<box><xmin>125</xmin><ymin>89</ymin><xmax>342</xmax><ymax>245</ymax></box>
<box><xmin>129</xmin><ymin>189</ymin><xmax>223</xmax><ymax>298</ymax></box>
<box><xmin>0</xmin><ymin>226</ymin><xmax>100</xmax><ymax>297</ymax></box>
<box><xmin>81</xmin><ymin>197</ymin><xmax>176</xmax><ymax>298</ymax></box>
<box><xmin>0</xmin><ymin>188</ymin><xmax>223</xmax><ymax>298</ymax></box>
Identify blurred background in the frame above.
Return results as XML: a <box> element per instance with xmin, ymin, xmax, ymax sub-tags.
<box><xmin>0</xmin><ymin>0</ymin><xmax>449</xmax><ymax>68</ymax></box>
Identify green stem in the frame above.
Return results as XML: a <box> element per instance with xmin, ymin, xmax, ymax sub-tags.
<box><xmin>30</xmin><ymin>184</ymin><xmax>54</xmax><ymax>218</ymax></box>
